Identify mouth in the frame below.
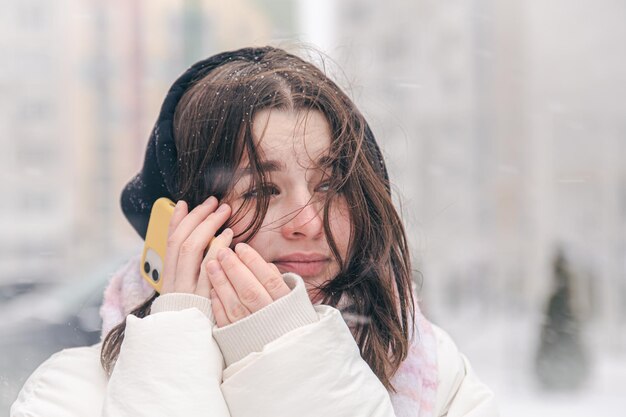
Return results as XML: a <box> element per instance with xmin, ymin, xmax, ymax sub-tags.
<box><xmin>274</xmin><ymin>260</ymin><xmax>330</xmax><ymax>277</ymax></box>
<box><xmin>273</xmin><ymin>254</ymin><xmax>331</xmax><ymax>277</ymax></box>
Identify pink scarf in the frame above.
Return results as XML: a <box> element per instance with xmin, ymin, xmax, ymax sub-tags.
<box><xmin>99</xmin><ymin>255</ymin><xmax>438</xmax><ymax>417</ymax></box>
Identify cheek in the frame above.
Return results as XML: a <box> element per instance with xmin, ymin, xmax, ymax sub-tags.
<box><xmin>328</xmin><ymin>199</ymin><xmax>352</xmax><ymax>257</ymax></box>
<box><xmin>226</xmin><ymin>201</ymin><xmax>276</xmax><ymax>258</ymax></box>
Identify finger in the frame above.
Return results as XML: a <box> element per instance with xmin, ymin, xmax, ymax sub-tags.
<box><xmin>175</xmin><ymin>203</ymin><xmax>232</xmax><ymax>294</ymax></box>
<box><xmin>198</xmin><ymin>228</ymin><xmax>234</xmax><ymax>295</ymax></box>
<box><xmin>204</xmin><ymin>228</ymin><xmax>234</xmax><ymax>264</ymax></box>
<box><xmin>206</xmin><ymin>259</ymin><xmax>252</xmax><ymax>323</ymax></box>
<box><xmin>170</xmin><ymin>196</ymin><xmax>218</xmax><ymax>242</ymax></box>
<box><xmin>267</xmin><ymin>262</ymin><xmax>289</xmax><ymax>295</ymax></box>
<box><xmin>162</xmin><ymin>200</ymin><xmax>189</xmax><ymax>294</ymax></box>
<box><xmin>210</xmin><ymin>289</ymin><xmax>230</xmax><ymax>328</ymax></box>
<box><xmin>162</xmin><ymin>197</ymin><xmax>216</xmax><ymax>294</ymax></box>
<box><xmin>194</xmin><ymin>270</ymin><xmax>211</xmax><ymax>299</ymax></box>
<box><xmin>234</xmin><ymin>243</ymin><xmax>290</xmax><ymax>300</ymax></box>
<box><xmin>168</xmin><ymin>200</ymin><xmax>188</xmax><ymax>238</ymax></box>
<box><xmin>268</xmin><ymin>262</ymin><xmax>281</xmax><ymax>275</ymax></box>
<box><xmin>217</xmin><ymin>248</ymin><xmax>274</xmax><ymax>313</ymax></box>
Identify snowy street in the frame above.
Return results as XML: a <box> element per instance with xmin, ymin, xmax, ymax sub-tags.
<box><xmin>445</xmin><ymin>314</ymin><xmax>626</xmax><ymax>415</ymax></box>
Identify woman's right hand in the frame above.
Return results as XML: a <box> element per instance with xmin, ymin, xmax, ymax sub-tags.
<box><xmin>160</xmin><ymin>196</ymin><xmax>233</xmax><ymax>299</ymax></box>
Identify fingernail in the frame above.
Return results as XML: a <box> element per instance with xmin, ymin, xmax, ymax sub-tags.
<box><xmin>221</xmin><ymin>228</ymin><xmax>233</xmax><ymax>238</ymax></box>
<box><xmin>202</xmin><ymin>196</ymin><xmax>217</xmax><ymax>206</ymax></box>
<box><xmin>175</xmin><ymin>200</ymin><xmax>183</xmax><ymax>210</ymax></box>
<box><xmin>216</xmin><ymin>203</ymin><xmax>229</xmax><ymax>214</ymax></box>
<box><xmin>235</xmin><ymin>242</ymin><xmax>248</xmax><ymax>253</ymax></box>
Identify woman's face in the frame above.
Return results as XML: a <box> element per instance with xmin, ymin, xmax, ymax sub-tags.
<box><xmin>226</xmin><ymin>109</ymin><xmax>351</xmax><ymax>303</ymax></box>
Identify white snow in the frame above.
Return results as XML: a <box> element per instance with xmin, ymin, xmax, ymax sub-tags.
<box><xmin>441</xmin><ymin>312</ymin><xmax>626</xmax><ymax>415</ymax></box>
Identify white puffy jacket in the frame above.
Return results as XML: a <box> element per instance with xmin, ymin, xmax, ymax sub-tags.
<box><xmin>11</xmin><ymin>274</ymin><xmax>497</xmax><ymax>417</ymax></box>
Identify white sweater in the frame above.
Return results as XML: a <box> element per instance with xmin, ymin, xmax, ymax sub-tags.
<box><xmin>10</xmin><ymin>274</ymin><xmax>497</xmax><ymax>417</ymax></box>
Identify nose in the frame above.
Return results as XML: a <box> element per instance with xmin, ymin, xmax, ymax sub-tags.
<box><xmin>280</xmin><ymin>194</ymin><xmax>324</xmax><ymax>240</ymax></box>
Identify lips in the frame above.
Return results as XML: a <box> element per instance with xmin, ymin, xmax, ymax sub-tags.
<box><xmin>273</xmin><ymin>253</ymin><xmax>330</xmax><ymax>277</ymax></box>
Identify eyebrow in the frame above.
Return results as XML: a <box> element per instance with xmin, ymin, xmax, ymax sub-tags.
<box><xmin>238</xmin><ymin>160</ymin><xmax>285</xmax><ymax>175</ymax></box>
<box><xmin>238</xmin><ymin>155</ymin><xmax>333</xmax><ymax>176</ymax></box>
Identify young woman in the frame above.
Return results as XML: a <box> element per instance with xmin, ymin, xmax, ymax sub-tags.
<box><xmin>11</xmin><ymin>46</ymin><xmax>497</xmax><ymax>417</ymax></box>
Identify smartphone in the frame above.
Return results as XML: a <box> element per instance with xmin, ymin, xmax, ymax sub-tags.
<box><xmin>140</xmin><ymin>197</ymin><xmax>176</xmax><ymax>293</ymax></box>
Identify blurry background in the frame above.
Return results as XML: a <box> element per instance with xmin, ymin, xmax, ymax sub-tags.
<box><xmin>1</xmin><ymin>0</ymin><xmax>625</xmax><ymax>414</ymax></box>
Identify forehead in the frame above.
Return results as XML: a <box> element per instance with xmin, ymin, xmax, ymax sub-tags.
<box><xmin>251</xmin><ymin>109</ymin><xmax>331</xmax><ymax>166</ymax></box>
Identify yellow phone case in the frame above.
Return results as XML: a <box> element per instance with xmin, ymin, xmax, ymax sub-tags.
<box><xmin>140</xmin><ymin>197</ymin><xmax>176</xmax><ymax>293</ymax></box>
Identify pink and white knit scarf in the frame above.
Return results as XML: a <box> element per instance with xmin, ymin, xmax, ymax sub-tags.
<box><xmin>99</xmin><ymin>255</ymin><xmax>438</xmax><ymax>417</ymax></box>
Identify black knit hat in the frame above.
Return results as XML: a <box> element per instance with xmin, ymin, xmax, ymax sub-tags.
<box><xmin>120</xmin><ymin>46</ymin><xmax>389</xmax><ymax>240</ymax></box>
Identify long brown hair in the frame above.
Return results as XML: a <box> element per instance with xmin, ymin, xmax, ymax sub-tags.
<box><xmin>102</xmin><ymin>46</ymin><xmax>416</xmax><ymax>390</ymax></box>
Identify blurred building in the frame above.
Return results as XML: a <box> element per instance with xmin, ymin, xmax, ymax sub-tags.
<box><xmin>525</xmin><ymin>0</ymin><xmax>626</xmax><ymax>349</ymax></box>
<box><xmin>0</xmin><ymin>0</ymin><xmax>271</xmax><ymax>286</ymax></box>
<box><xmin>0</xmin><ymin>0</ymin><xmax>70</xmax><ymax>285</ymax></box>
<box><xmin>324</xmin><ymin>0</ymin><xmax>626</xmax><ymax>351</ymax></box>
<box><xmin>327</xmin><ymin>0</ymin><xmax>528</xmax><ymax>316</ymax></box>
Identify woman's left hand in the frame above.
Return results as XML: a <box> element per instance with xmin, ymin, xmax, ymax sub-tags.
<box><xmin>206</xmin><ymin>243</ymin><xmax>291</xmax><ymax>327</ymax></box>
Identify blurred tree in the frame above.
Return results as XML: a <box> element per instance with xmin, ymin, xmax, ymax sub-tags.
<box><xmin>534</xmin><ymin>248</ymin><xmax>590</xmax><ymax>390</ymax></box>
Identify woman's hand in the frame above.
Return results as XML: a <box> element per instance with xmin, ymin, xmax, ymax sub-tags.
<box><xmin>160</xmin><ymin>196</ymin><xmax>233</xmax><ymax>299</ymax></box>
<box><xmin>207</xmin><ymin>244</ymin><xmax>291</xmax><ymax>327</ymax></box>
